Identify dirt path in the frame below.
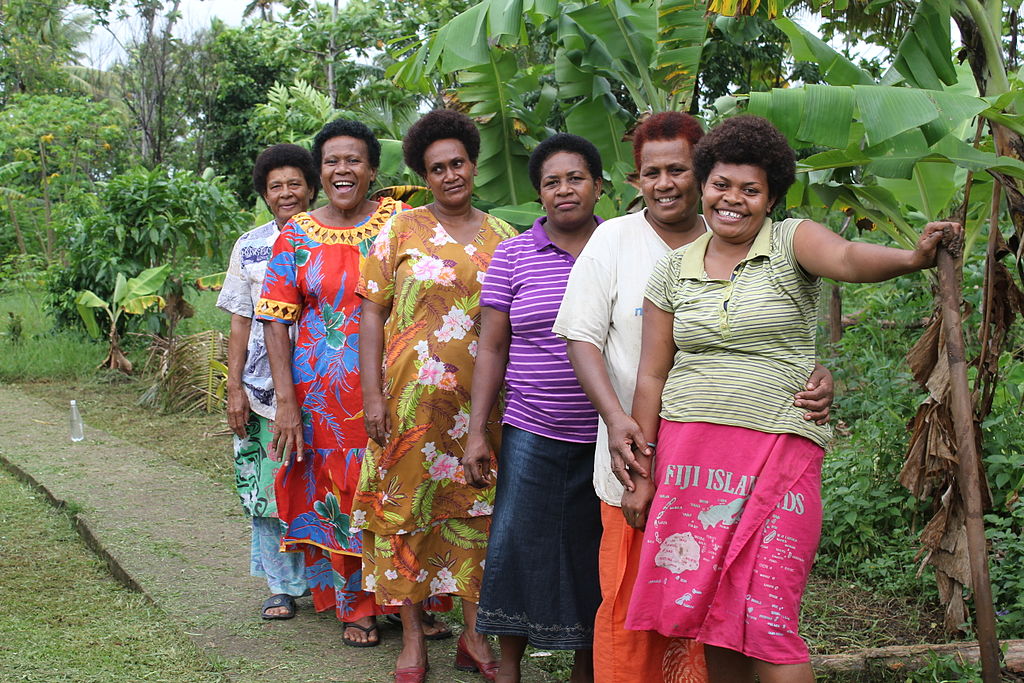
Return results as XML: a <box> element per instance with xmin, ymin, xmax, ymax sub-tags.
<box><xmin>0</xmin><ymin>384</ymin><xmax>553</xmax><ymax>683</ymax></box>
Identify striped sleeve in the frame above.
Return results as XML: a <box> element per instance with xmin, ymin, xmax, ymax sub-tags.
<box><xmin>481</xmin><ymin>240</ymin><xmax>514</xmax><ymax>313</ymax></box>
<box><xmin>644</xmin><ymin>249</ymin><xmax>678</xmax><ymax>313</ymax></box>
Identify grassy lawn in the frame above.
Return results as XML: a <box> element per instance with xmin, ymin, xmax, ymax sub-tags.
<box><xmin>0</xmin><ymin>469</ymin><xmax>250</xmax><ymax>682</ymax></box>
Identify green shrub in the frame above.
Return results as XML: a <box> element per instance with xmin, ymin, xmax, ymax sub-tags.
<box><xmin>43</xmin><ymin>168</ymin><xmax>250</xmax><ymax>332</ymax></box>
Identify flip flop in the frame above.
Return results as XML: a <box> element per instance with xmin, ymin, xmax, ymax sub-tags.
<box><xmin>343</xmin><ymin>620</ymin><xmax>381</xmax><ymax>648</ymax></box>
<box><xmin>261</xmin><ymin>594</ymin><xmax>296</xmax><ymax>620</ymax></box>
<box><xmin>385</xmin><ymin>612</ymin><xmax>453</xmax><ymax>641</ymax></box>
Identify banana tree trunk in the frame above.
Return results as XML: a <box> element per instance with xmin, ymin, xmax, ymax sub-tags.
<box><xmin>936</xmin><ymin>245</ymin><xmax>1001</xmax><ymax>682</ymax></box>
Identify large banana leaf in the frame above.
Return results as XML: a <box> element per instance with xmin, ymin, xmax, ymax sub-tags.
<box><xmin>122</xmin><ymin>294</ymin><xmax>166</xmax><ymax>316</ymax></box>
<box><xmin>891</xmin><ymin>0</ymin><xmax>956</xmax><ymax>90</ymax></box>
<box><xmin>458</xmin><ymin>52</ymin><xmax>542</xmax><ymax>205</ymax></box>
<box><xmin>118</xmin><ymin>264</ymin><xmax>171</xmax><ymax>306</ymax></box>
<box><xmin>654</xmin><ymin>0</ymin><xmax>709</xmax><ymax>105</ymax></box>
<box><xmin>390</xmin><ymin>0</ymin><xmax>710</xmax><ymax>215</ymax></box>
<box><xmin>774</xmin><ymin>17</ymin><xmax>873</xmax><ymax>86</ymax></box>
<box><xmin>75</xmin><ymin>290</ymin><xmax>108</xmax><ymax>339</ymax></box>
<box><xmin>744</xmin><ymin>83</ymin><xmax>1011</xmax><ymax>180</ymax></box>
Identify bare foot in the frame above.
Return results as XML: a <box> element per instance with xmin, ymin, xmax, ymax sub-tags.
<box><xmin>495</xmin><ymin>665</ymin><xmax>521</xmax><ymax>683</ymax></box>
<box><xmin>569</xmin><ymin>649</ymin><xmax>594</xmax><ymax>683</ymax></box>
<box><xmin>395</xmin><ymin>636</ymin><xmax>428</xmax><ymax>669</ymax></box>
<box><xmin>461</xmin><ymin>630</ymin><xmax>497</xmax><ymax>667</ymax></box>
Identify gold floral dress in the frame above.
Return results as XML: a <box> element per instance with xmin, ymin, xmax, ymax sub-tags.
<box><xmin>354</xmin><ymin>206</ymin><xmax>516</xmax><ymax>605</ymax></box>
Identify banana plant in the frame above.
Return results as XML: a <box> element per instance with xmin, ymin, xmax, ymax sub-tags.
<box><xmin>388</xmin><ymin>0</ymin><xmax>710</xmax><ymax>215</ymax></box>
<box><xmin>709</xmin><ymin>0</ymin><xmax>1024</xmax><ymax>260</ymax></box>
<box><xmin>75</xmin><ymin>264</ymin><xmax>170</xmax><ymax>374</ymax></box>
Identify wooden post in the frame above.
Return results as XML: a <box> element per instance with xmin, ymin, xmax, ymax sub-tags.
<box><xmin>829</xmin><ymin>215</ymin><xmax>853</xmax><ymax>344</ymax></box>
<box><xmin>935</xmin><ymin>245</ymin><xmax>1001</xmax><ymax>682</ymax></box>
<box><xmin>829</xmin><ymin>284</ymin><xmax>843</xmax><ymax>344</ymax></box>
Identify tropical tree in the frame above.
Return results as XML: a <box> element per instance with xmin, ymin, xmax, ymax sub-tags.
<box><xmin>75</xmin><ymin>264</ymin><xmax>169</xmax><ymax>373</ymax></box>
<box><xmin>0</xmin><ymin>94</ymin><xmax>129</xmax><ymax>260</ymax></box>
<box><xmin>44</xmin><ymin>166</ymin><xmax>249</xmax><ymax>332</ymax></box>
<box><xmin>0</xmin><ymin>0</ymin><xmax>93</xmax><ymax>102</ymax></box>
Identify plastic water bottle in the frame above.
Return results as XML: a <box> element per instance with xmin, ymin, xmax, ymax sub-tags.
<box><xmin>69</xmin><ymin>400</ymin><xmax>84</xmax><ymax>442</ymax></box>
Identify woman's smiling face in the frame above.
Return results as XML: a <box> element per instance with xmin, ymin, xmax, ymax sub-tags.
<box><xmin>319</xmin><ymin>135</ymin><xmax>376</xmax><ymax>212</ymax></box>
<box><xmin>637</xmin><ymin>137</ymin><xmax>699</xmax><ymax>233</ymax></box>
<box><xmin>263</xmin><ymin>165</ymin><xmax>314</xmax><ymax>226</ymax></box>
<box><xmin>701</xmin><ymin>162</ymin><xmax>774</xmax><ymax>246</ymax></box>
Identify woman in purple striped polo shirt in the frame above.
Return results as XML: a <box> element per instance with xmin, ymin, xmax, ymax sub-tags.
<box><xmin>463</xmin><ymin>133</ymin><xmax>605</xmax><ymax>683</ymax></box>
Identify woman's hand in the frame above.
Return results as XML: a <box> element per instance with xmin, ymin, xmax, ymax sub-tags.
<box><xmin>606</xmin><ymin>411</ymin><xmax>650</xmax><ymax>491</ymax></box>
<box><xmin>911</xmin><ymin>221</ymin><xmax>962</xmax><ymax>269</ymax></box>
<box><xmin>363</xmin><ymin>392</ymin><xmax>391</xmax><ymax>447</ymax></box>
<box><xmin>621</xmin><ymin>476</ymin><xmax>656</xmax><ymax>529</ymax></box>
<box><xmin>461</xmin><ymin>434</ymin><xmax>494</xmax><ymax>489</ymax></box>
<box><xmin>226</xmin><ymin>385</ymin><xmax>251</xmax><ymax>438</ymax></box>
<box><xmin>271</xmin><ymin>398</ymin><xmax>304</xmax><ymax>464</ymax></box>
<box><xmin>794</xmin><ymin>363</ymin><xmax>833</xmax><ymax>425</ymax></box>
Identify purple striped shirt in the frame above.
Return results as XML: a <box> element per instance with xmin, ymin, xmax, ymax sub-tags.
<box><xmin>481</xmin><ymin>218</ymin><xmax>600</xmax><ymax>443</ymax></box>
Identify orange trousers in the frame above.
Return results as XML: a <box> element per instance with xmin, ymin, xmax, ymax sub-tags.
<box><xmin>595</xmin><ymin>502</ymin><xmax>707</xmax><ymax>683</ymax></box>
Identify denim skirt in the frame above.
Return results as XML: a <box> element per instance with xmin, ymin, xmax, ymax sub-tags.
<box><xmin>476</xmin><ymin>424</ymin><xmax>602</xmax><ymax>649</ymax></box>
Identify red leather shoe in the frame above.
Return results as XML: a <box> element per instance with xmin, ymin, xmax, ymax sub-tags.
<box><xmin>393</xmin><ymin>664</ymin><xmax>428</xmax><ymax>683</ymax></box>
<box><xmin>454</xmin><ymin>634</ymin><xmax>499</xmax><ymax>681</ymax></box>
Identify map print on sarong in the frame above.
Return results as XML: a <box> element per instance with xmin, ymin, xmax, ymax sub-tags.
<box><xmin>626</xmin><ymin>425</ymin><xmax>825</xmax><ymax>663</ymax></box>
<box><xmin>646</xmin><ymin>460</ymin><xmax>819</xmax><ymax>648</ymax></box>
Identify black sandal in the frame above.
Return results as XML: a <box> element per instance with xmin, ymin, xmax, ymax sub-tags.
<box><xmin>342</xmin><ymin>620</ymin><xmax>381</xmax><ymax>648</ymax></box>
<box><xmin>261</xmin><ymin>594</ymin><xmax>296</xmax><ymax>620</ymax></box>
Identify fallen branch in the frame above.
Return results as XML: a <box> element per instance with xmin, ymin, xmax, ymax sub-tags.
<box><xmin>812</xmin><ymin>640</ymin><xmax>1024</xmax><ymax>674</ymax></box>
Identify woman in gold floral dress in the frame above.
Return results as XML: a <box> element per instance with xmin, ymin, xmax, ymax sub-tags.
<box><xmin>355</xmin><ymin>109</ymin><xmax>516</xmax><ymax>682</ymax></box>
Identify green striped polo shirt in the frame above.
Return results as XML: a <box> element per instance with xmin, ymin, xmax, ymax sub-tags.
<box><xmin>645</xmin><ymin>217</ymin><xmax>831</xmax><ymax>447</ymax></box>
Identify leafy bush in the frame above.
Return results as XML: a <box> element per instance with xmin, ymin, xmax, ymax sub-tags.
<box><xmin>818</xmin><ymin>261</ymin><xmax>1024</xmax><ymax>639</ymax></box>
<box><xmin>817</xmin><ymin>276</ymin><xmax>935</xmax><ymax>592</ymax></box>
<box><xmin>44</xmin><ymin>167</ymin><xmax>250</xmax><ymax>332</ymax></box>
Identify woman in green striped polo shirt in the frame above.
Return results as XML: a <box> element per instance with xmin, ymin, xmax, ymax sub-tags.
<box><xmin>622</xmin><ymin>115</ymin><xmax>960</xmax><ymax>683</ymax></box>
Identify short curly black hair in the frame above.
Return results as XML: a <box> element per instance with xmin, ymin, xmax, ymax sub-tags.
<box><xmin>402</xmin><ymin>109</ymin><xmax>481</xmax><ymax>178</ymax></box>
<box><xmin>527</xmin><ymin>133</ymin><xmax>603</xmax><ymax>191</ymax></box>
<box><xmin>692</xmin><ymin>115</ymin><xmax>795</xmax><ymax>202</ymax></box>
<box><xmin>252</xmin><ymin>144</ymin><xmax>319</xmax><ymax>202</ymax></box>
<box><xmin>312</xmin><ymin>118</ymin><xmax>381</xmax><ymax>170</ymax></box>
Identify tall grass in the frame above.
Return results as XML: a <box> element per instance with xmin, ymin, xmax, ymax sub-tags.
<box><xmin>0</xmin><ymin>287</ymin><xmax>104</xmax><ymax>382</ymax></box>
<box><xmin>0</xmin><ymin>286</ymin><xmax>229</xmax><ymax>383</ymax></box>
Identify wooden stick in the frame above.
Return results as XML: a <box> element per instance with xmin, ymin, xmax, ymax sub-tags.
<box><xmin>811</xmin><ymin>639</ymin><xmax>1024</xmax><ymax>673</ymax></box>
<box><xmin>936</xmin><ymin>244</ymin><xmax>1001</xmax><ymax>682</ymax></box>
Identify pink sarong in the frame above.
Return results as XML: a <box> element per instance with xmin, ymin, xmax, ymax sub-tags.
<box><xmin>625</xmin><ymin>421</ymin><xmax>823</xmax><ymax>665</ymax></box>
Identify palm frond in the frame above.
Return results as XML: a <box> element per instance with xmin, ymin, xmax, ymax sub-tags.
<box><xmin>141</xmin><ymin>330</ymin><xmax>228</xmax><ymax>414</ymax></box>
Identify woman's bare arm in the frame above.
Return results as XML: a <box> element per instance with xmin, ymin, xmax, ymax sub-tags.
<box><xmin>462</xmin><ymin>306</ymin><xmax>511</xmax><ymax>488</ymax></box>
<box><xmin>358</xmin><ymin>298</ymin><xmax>392</xmax><ymax>447</ymax></box>
<box><xmin>264</xmin><ymin>320</ymin><xmax>302</xmax><ymax>462</ymax></box>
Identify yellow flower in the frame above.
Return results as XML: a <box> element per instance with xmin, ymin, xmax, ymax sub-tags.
<box><xmin>40</xmin><ymin>134</ymin><xmax>55</xmax><ymax>144</ymax></box>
